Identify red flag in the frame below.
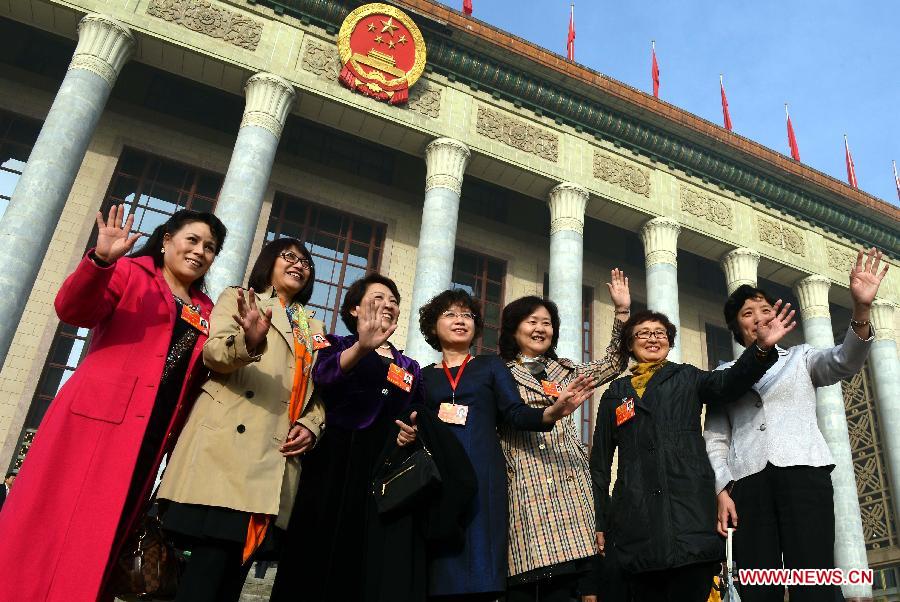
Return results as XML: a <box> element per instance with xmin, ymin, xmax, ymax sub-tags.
<box><xmin>651</xmin><ymin>41</ymin><xmax>660</xmax><ymax>98</ymax></box>
<box><xmin>893</xmin><ymin>160</ymin><xmax>900</xmax><ymax>201</ymax></box>
<box><xmin>720</xmin><ymin>75</ymin><xmax>733</xmax><ymax>131</ymax></box>
<box><xmin>463</xmin><ymin>0</ymin><xmax>472</xmax><ymax>16</ymax></box>
<box><xmin>786</xmin><ymin>105</ymin><xmax>800</xmax><ymax>161</ymax></box>
<box><xmin>567</xmin><ymin>3</ymin><xmax>575</xmax><ymax>61</ymax></box>
<box><xmin>844</xmin><ymin>135</ymin><xmax>858</xmax><ymax>188</ymax></box>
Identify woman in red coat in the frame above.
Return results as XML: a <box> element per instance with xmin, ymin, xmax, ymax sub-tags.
<box><xmin>0</xmin><ymin>205</ymin><xmax>227</xmax><ymax>601</ymax></box>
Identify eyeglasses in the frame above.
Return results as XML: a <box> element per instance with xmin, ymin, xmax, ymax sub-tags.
<box><xmin>441</xmin><ymin>310</ymin><xmax>476</xmax><ymax>321</ymax></box>
<box><xmin>634</xmin><ymin>329</ymin><xmax>668</xmax><ymax>340</ymax></box>
<box><xmin>279</xmin><ymin>251</ymin><xmax>312</xmax><ymax>269</ymax></box>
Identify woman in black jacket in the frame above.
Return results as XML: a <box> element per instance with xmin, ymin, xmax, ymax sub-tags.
<box><xmin>590</xmin><ymin>306</ymin><xmax>795</xmax><ymax>602</ymax></box>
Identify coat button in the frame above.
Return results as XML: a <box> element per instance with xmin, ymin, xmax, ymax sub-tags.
<box><xmin>237</xmin><ymin>424</ymin><xmax>246</xmax><ymax>433</ymax></box>
<box><xmin>566</xmin><ymin>475</ymin><xmax>574</xmax><ymax>482</ymax></box>
<box><xmin>547</xmin><ymin>477</ymin><xmax>553</xmax><ymax>484</ymax></box>
<box><xmin>759</xmin><ymin>423</ymin><xmax>767</xmax><ymax>431</ymax></box>
<box><xmin>755</xmin><ymin>401</ymin><xmax>763</xmax><ymax>408</ymax></box>
<box><xmin>539</xmin><ymin>444</ymin><xmax>546</xmax><ymax>450</ymax></box>
<box><xmin>245</xmin><ymin>390</ymin><xmax>254</xmax><ymax>399</ymax></box>
<box><xmin>654</xmin><ymin>489</ymin><xmax>662</xmax><ymax>495</ymax></box>
<box><xmin>381</xmin><ymin>388</ymin><xmax>389</xmax><ymax>396</ymax></box>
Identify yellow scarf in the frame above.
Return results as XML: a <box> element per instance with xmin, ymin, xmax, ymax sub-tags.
<box><xmin>630</xmin><ymin>359</ymin><xmax>667</xmax><ymax>398</ymax></box>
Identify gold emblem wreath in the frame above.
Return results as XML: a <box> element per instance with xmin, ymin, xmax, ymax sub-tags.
<box><xmin>337</xmin><ymin>3</ymin><xmax>427</xmax><ymax>88</ymax></box>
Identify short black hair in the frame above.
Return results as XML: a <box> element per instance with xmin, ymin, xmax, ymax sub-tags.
<box><xmin>5</xmin><ymin>472</ymin><xmax>15</xmax><ymax>479</ymax></box>
<box><xmin>619</xmin><ymin>309</ymin><xmax>678</xmax><ymax>361</ymax></box>
<box><xmin>129</xmin><ymin>209</ymin><xmax>227</xmax><ymax>293</ymax></box>
<box><xmin>418</xmin><ymin>289</ymin><xmax>484</xmax><ymax>351</ymax></box>
<box><xmin>340</xmin><ymin>273</ymin><xmax>402</xmax><ymax>334</ymax></box>
<box><xmin>246</xmin><ymin>238</ymin><xmax>316</xmax><ymax>305</ymax></box>
<box><xmin>498</xmin><ymin>296</ymin><xmax>560</xmax><ymax>361</ymax></box>
<box><xmin>723</xmin><ymin>285</ymin><xmax>778</xmax><ymax>345</ymax></box>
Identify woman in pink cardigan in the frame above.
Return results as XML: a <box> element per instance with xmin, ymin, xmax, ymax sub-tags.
<box><xmin>0</xmin><ymin>206</ymin><xmax>226</xmax><ymax>601</ymax></box>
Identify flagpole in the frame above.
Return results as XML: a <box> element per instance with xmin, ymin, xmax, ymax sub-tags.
<box><xmin>893</xmin><ymin>160</ymin><xmax>900</xmax><ymax>201</ymax></box>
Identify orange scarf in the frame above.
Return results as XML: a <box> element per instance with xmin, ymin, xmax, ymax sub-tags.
<box><xmin>242</xmin><ymin>299</ymin><xmax>314</xmax><ymax>564</ymax></box>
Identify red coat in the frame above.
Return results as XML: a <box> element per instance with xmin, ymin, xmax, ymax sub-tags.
<box><xmin>0</xmin><ymin>253</ymin><xmax>213</xmax><ymax>601</ymax></box>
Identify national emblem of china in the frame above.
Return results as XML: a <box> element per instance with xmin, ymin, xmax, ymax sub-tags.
<box><xmin>337</xmin><ymin>3</ymin><xmax>426</xmax><ymax>106</ymax></box>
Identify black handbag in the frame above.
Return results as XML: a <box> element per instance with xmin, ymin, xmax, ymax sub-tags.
<box><xmin>372</xmin><ymin>441</ymin><xmax>442</xmax><ymax>514</ymax></box>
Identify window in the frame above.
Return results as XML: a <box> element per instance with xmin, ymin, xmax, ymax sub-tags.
<box><xmin>0</xmin><ymin>110</ymin><xmax>41</xmax><ymax>220</ymax></box>
<box><xmin>451</xmin><ymin>249</ymin><xmax>506</xmax><ymax>353</ymax></box>
<box><xmin>12</xmin><ymin>149</ymin><xmax>223</xmax><ymax>470</ymax></box>
<box><xmin>265</xmin><ymin>193</ymin><xmax>386</xmax><ymax>335</ymax></box>
<box><xmin>705</xmin><ymin>324</ymin><xmax>734</xmax><ymax>369</ymax></box>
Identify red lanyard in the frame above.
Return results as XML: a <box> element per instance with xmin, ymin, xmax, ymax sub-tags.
<box><xmin>442</xmin><ymin>354</ymin><xmax>472</xmax><ymax>404</ymax></box>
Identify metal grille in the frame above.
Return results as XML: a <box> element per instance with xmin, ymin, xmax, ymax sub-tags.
<box><xmin>844</xmin><ymin>363</ymin><xmax>898</xmax><ymax>553</ymax></box>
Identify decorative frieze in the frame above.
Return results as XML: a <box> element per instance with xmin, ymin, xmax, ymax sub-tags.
<box><xmin>147</xmin><ymin>0</ymin><xmax>263</xmax><ymax>51</ymax></box>
<box><xmin>408</xmin><ymin>82</ymin><xmax>442</xmax><ymax>119</ymax></box>
<box><xmin>758</xmin><ymin>216</ymin><xmax>805</xmax><ymax>257</ymax></box>
<box><xmin>827</xmin><ymin>245</ymin><xmax>856</xmax><ymax>273</ymax></box>
<box><xmin>680</xmin><ymin>186</ymin><xmax>733</xmax><ymax>228</ymax></box>
<box><xmin>300</xmin><ymin>40</ymin><xmax>340</xmax><ymax>81</ymax></box>
<box><xmin>475</xmin><ymin>105</ymin><xmax>558</xmax><ymax>162</ymax></box>
<box><xmin>593</xmin><ymin>151</ymin><xmax>651</xmax><ymax>198</ymax></box>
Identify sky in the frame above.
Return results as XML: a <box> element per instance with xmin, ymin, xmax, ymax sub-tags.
<box><xmin>435</xmin><ymin>0</ymin><xmax>900</xmax><ymax>207</ymax></box>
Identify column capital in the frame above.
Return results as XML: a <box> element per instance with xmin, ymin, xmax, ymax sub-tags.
<box><xmin>794</xmin><ymin>274</ymin><xmax>832</xmax><ymax>321</ymax></box>
<box><xmin>721</xmin><ymin>248</ymin><xmax>761</xmax><ymax>294</ymax></box>
<box><xmin>425</xmin><ymin>138</ymin><xmax>471</xmax><ymax>195</ymax></box>
<box><xmin>240</xmin><ymin>72</ymin><xmax>296</xmax><ymax>138</ymax></box>
<box><xmin>640</xmin><ymin>217</ymin><xmax>681</xmax><ymax>267</ymax></box>
<box><xmin>547</xmin><ymin>182</ymin><xmax>589</xmax><ymax>235</ymax></box>
<box><xmin>871</xmin><ymin>299</ymin><xmax>896</xmax><ymax>342</ymax></box>
<box><xmin>69</xmin><ymin>14</ymin><xmax>136</xmax><ymax>85</ymax></box>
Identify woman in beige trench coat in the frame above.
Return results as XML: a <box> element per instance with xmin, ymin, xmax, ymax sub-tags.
<box><xmin>158</xmin><ymin>237</ymin><xmax>326</xmax><ymax>602</ymax></box>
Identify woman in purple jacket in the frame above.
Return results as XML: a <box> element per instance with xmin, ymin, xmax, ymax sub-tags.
<box><xmin>271</xmin><ymin>273</ymin><xmax>423</xmax><ymax>602</ymax></box>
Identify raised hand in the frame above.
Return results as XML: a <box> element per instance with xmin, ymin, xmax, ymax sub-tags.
<box><xmin>356</xmin><ymin>297</ymin><xmax>397</xmax><ymax>352</ymax></box>
<box><xmin>232</xmin><ymin>287</ymin><xmax>272</xmax><ymax>353</ymax></box>
<box><xmin>544</xmin><ymin>375</ymin><xmax>597</xmax><ymax>423</ymax></box>
<box><xmin>849</xmin><ymin>248</ymin><xmax>888</xmax><ymax>308</ymax></box>
<box><xmin>606</xmin><ymin>268</ymin><xmax>631</xmax><ymax>313</ymax></box>
<box><xmin>755</xmin><ymin>299</ymin><xmax>796</xmax><ymax>350</ymax></box>
<box><xmin>95</xmin><ymin>205</ymin><xmax>141</xmax><ymax>262</ymax></box>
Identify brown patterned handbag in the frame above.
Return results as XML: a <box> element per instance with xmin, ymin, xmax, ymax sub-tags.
<box><xmin>108</xmin><ymin>511</ymin><xmax>182</xmax><ymax>601</ymax></box>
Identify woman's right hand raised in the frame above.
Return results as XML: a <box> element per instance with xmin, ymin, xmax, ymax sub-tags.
<box><xmin>232</xmin><ymin>288</ymin><xmax>272</xmax><ymax>353</ymax></box>
<box><xmin>356</xmin><ymin>297</ymin><xmax>397</xmax><ymax>352</ymax></box>
<box><xmin>94</xmin><ymin>205</ymin><xmax>141</xmax><ymax>263</ymax></box>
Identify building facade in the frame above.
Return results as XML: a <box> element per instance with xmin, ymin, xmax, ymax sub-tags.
<box><xmin>0</xmin><ymin>0</ymin><xmax>898</xmax><ymax>599</ymax></box>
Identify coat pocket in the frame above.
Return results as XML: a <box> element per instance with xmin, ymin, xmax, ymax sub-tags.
<box><xmin>69</xmin><ymin>373</ymin><xmax>138</xmax><ymax>424</ymax></box>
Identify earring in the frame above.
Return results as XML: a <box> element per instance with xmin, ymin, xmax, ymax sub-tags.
<box><xmin>161</xmin><ymin>247</ymin><xmax>165</xmax><ymax>253</ymax></box>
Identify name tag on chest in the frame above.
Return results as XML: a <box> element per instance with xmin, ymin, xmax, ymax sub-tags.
<box><xmin>616</xmin><ymin>397</ymin><xmax>636</xmax><ymax>427</ymax></box>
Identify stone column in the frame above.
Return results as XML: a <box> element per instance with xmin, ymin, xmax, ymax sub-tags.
<box><xmin>720</xmin><ymin>248</ymin><xmax>761</xmax><ymax>357</ymax></box>
<box><xmin>870</xmin><ymin>299</ymin><xmax>900</xmax><ymax>545</ymax></box>
<box><xmin>548</xmin><ymin>183</ymin><xmax>589</xmax><ymax>426</ymax></box>
<box><xmin>0</xmin><ymin>14</ymin><xmax>135</xmax><ymax>369</ymax></box>
<box><xmin>404</xmin><ymin>138</ymin><xmax>471</xmax><ymax>364</ymax></box>
<box><xmin>205</xmin><ymin>73</ymin><xmax>296</xmax><ymax>299</ymax></box>
<box><xmin>794</xmin><ymin>275</ymin><xmax>871</xmax><ymax>600</ymax></box>
<box><xmin>640</xmin><ymin>217</ymin><xmax>682</xmax><ymax>362</ymax></box>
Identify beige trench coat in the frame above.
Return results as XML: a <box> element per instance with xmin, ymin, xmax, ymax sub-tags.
<box><xmin>499</xmin><ymin>319</ymin><xmax>626</xmax><ymax>577</ymax></box>
<box><xmin>159</xmin><ymin>287</ymin><xmax>326</xmax><ymax>529</ymax></box>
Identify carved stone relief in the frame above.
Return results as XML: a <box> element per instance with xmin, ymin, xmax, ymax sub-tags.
<box><xmin>408</xmin><ymin>82</ymin><xmax>442</xmax><ymax>119</ymax></box>
<box><xmin>147</xmin><ymin>0</ymin><xmax>262</xmax><ymax>51</ymax></box>
<box><xmin>757</xmin><ymin>216</ymin><xmax>805</xmax><ymax>256</ymax></box>
<box><xmin>680</xmin><ymin>186</ymin><xmax>734</xmax><ymax>228</ymax></box>
<box><xmin>827</xmin><ymin>245</ymin><xmax>856</xmax><ymax>272</ymax></box>
<box><xmin>300</xmin><ymin>40</ymin><xmax>340</xmax><ymax>81</ymax></box>
<box><xmin>475</xmin><ymin>105</ymin><xmax>558</xmax><ymax>162</ymax></box>
<box><xmin>593</xmin><ymin>151</ymin><xmax>651</xmax><ymax>197</ymax></box>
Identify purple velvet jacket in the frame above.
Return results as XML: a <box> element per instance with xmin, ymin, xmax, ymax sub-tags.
<box><xmin>312</xmin><ymin>334</ymin><xmax>424</xmax><ymax>430</ymax></box>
